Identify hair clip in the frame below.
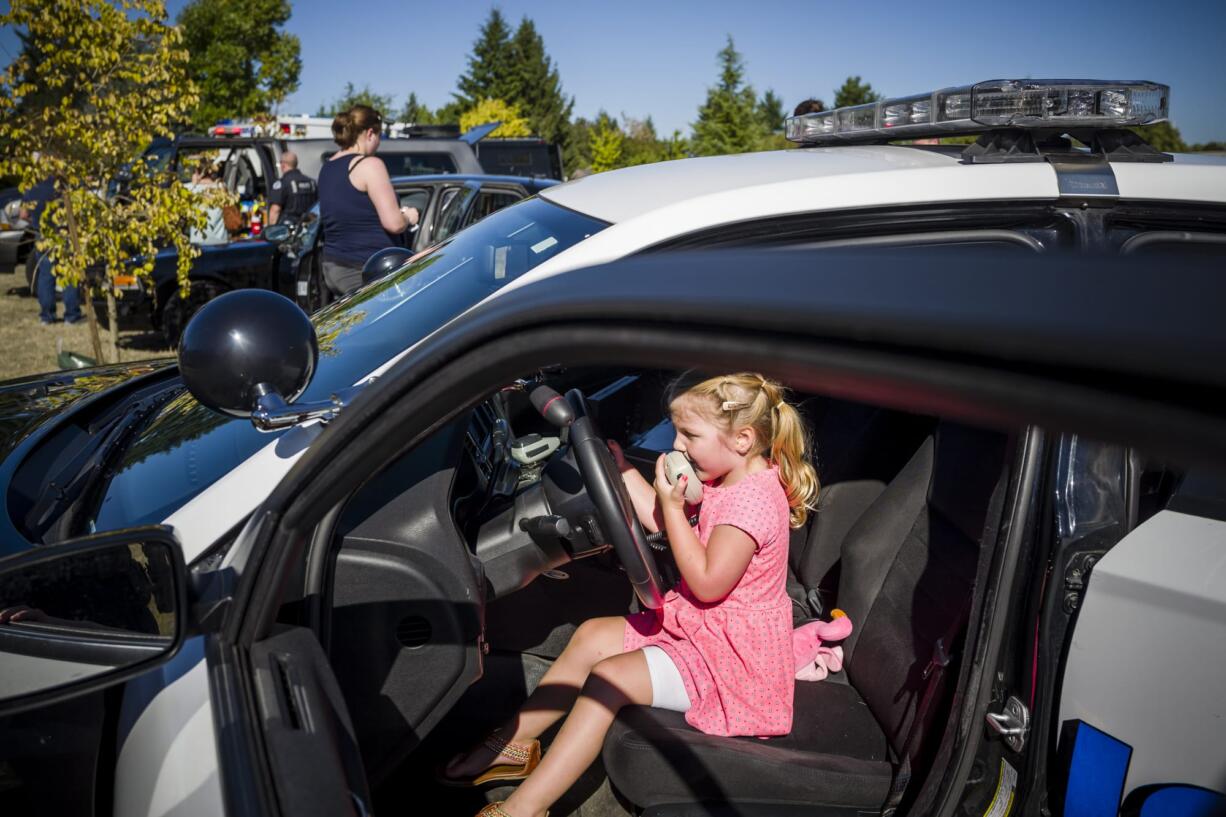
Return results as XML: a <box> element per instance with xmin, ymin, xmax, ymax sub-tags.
<box><xmin>721</xmin><ymin>400</ymin><xmax>747</xmax><ymax>412</ymax></box>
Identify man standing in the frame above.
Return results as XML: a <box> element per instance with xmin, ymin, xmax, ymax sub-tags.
<box><xmin>268</xmin><ymin>151</ymin><xmax>318</xmax><ymax>226</ymax></box>
<box><xmin>21</xmin><ymin>178</ymin><xmax>83</xmax><ymax>325</ymax></box>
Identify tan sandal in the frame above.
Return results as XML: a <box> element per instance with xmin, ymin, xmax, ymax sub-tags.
<box><xmin>474</xmin><ymin>802</ymin><xmax>548</xmax><ymax>817</ymax></box>
<box><xmin>440</xmin><ymin>732</ymin><xmax>542</xmax><ymax>787</ymax></box>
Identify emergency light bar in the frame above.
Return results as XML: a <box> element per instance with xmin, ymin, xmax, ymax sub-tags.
<box><xmin>786</xmin><ymin>80</ymin><xmax>1169</xmax><ymax>146</ymax></box>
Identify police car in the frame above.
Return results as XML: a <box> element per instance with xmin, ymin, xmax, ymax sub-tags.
<box><xmin>0</xmin><ymin>80</ymin><xmax>1224</xmax><ymax>817</ymax></box>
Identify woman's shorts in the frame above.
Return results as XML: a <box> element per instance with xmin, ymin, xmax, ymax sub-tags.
<box><xmin>321</xmin><ymin>258</ymin><xmax>364</xmax><ymax>298</ymax></box>
<box><xmin>642</xmin><ymin>645</ymin><xmax>691</xmax><ymax>712</ymax></box>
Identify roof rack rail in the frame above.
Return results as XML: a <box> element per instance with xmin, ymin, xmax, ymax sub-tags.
<box><xmin>959</xmin><ymin>127</ymin><xmax>1173</xmax><ymax>164</ymax></box>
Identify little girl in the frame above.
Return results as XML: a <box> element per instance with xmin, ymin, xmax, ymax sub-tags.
<box><xmin>446</xmin><ymin>373</ymin><xmax>819</xmax><ymax>817</ymax></box>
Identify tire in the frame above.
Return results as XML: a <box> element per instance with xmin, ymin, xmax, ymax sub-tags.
<box><xmin>160</xmin><ymin>279</ymin><xmax>226</xmax><ymax>349</ymax></box>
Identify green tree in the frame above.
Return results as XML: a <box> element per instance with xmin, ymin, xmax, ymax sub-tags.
<box><xmin>833</xmin><ymin>76</ymin><xmax>883</xmax><ymax>108</ymax></box>
<box><xmin>316</xmin><ymin>82</ymin><xmax>395</xmax><ymax>117</ymax></box>
<box><xmin>454</xmin><ymin>8</ymin><xmax>517</xmax><ymax>110</ymax></box>
<box><xmin>0</xmin><ymin>0</ymin><xmax>227</xmax><ymax>362</ymax></box>
<box><xmin>508</xmin><ymin>18</ymin><xmax>573</xmax><ymax>148</ymax></box>
<box><xmin>758</xmin><ymin>89</ymin><xmax>786</xmax><ymax>132</ymax></box>
<box><xmin>589</xmin><ymin>113</ymin><xmax>625</xmax><ymax>173</ymax></box>
<box><xmin>692</xmin><ymin>36</ymin><xmax>769</xmax><ymax>157</ymax></box>
<box><xmin>460</xmin><ymin>99</ymin><xmax>532</xmax><ymax>138</ymax></box>
<box><xmin>398</xmin><ymin>92</ymin><xmax>436</xmax><ymax>125</ymax></box>
<box><xmin>178</xmin><ymin>0</ymin><xmax>301</xmax><ymax>130</ymax></box>
<box><xmin>1131</xmin><ymin>121</ymin><xmax>1187</xmax><ymax>153</ymax></box>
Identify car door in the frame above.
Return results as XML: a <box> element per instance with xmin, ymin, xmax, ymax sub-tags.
<box><xmin>190</xmin><ymin>247</ymin><xmax>1223</xmax><ymax>817</ymax></box>
<box><xmin>429</xmin><ymin>181</ymin><xmax>481</xmax><ymax>246</ymax></box>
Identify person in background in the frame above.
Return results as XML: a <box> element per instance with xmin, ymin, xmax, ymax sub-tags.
<box><xmin>22</xmin><ymin>178</ymin><xmax>82</xmax><ymax>326</ymax></box>
<box><xmin>318</xmin><ymin>105</ymin><xmax>419</xmax><ymax>298</ymax></box>
<box><xmin>268</xmin><ymin>151</ymin><xmax>317</xmax><ymax>226</ymax></box>
<box><xmin>186</xmin><ymin>159</ymin><xmax>228</xmax><ymax>246</ymax></box>
<box><xmin>793</xmin><ymin>98</ymin><xmax>826</xmax><ymax>116</ymax></box>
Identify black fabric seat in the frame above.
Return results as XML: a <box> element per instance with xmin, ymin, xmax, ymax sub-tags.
<box><xmin>602</xmin><ymin>424</ymin><xmax>1009</xmax><ymax>812</ymax></box>
<box><xmin>786</xmin><ymin>402</ymin><xmax>936</xmax><ymax>623</ymax></box>
<box><xmin>606</xmin><ymin>681</ymin><xmax>893</xmax><ymax>808</ymax></box>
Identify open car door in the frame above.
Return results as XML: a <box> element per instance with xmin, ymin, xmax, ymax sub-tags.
<box><xmin>195</xmin><ymin>247</ymin><xmax>1224</xmax><ymax>817</ymax></box>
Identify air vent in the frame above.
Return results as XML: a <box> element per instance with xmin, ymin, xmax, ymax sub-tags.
<box><xmin>395</xmin><ymin>616</ymin><xmax>432</xmax><ymax>649</ymax></box>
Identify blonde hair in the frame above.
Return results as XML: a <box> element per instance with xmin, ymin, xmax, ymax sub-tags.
<box><xmin>672</xmin><ymin>373</ymin><xmax>819</xmax><ymax>528</ymax></box>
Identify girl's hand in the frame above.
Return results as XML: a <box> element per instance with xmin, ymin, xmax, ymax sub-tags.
<box><xmin>654</xmin><ymin>453</ymin><xmax>688</xmax><ymax>510</ymax></box>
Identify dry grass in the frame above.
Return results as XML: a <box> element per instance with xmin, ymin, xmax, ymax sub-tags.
<box><xmin>0</xmin><ymin>263</ymin><xmax>172</xmax><ymax>383</ymax></box>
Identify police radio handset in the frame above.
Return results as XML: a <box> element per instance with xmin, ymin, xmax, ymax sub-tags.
<box><xmin>664</xmin><ymin>451</ymin><xmax>703</xmax><ymax>505</ymax></box>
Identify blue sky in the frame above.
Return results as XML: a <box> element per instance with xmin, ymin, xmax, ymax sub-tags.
<box><xmin>3</xmin><ymin>0</ymin><xmax>1224</xmax><ymax>143</ymax></box>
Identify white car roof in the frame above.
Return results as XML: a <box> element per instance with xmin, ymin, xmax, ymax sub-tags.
<box><xmin>523</xmin><ymin>145</ymin><xmax>1226</xmax><ymax>285</ymax></box>
<box><xmin>542</xmin><ymin>145</ymin><xmax>1226</xmax><ymax>225</ymax></box>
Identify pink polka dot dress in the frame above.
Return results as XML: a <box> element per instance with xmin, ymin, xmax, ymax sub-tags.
<box><xmin>624</xmin><ymin>465</ymin><xmax>794</xmax><ymax>737</ymax></box>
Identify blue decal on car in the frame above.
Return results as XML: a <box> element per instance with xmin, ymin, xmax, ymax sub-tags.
<box><xmin>1061</xmin><ymin>720</ymin><xmax>1132</xmax><ymax>817</ymax></box>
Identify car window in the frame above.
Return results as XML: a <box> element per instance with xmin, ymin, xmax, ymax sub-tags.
<box><xmin>471</xmin><ymin>189</ymin><xmax>522</xmax><ymax>224</ymax></box>
<box><xmin>434</xmin><ymin>185</ymin><xmax>478</xmax><ymax>244</ymax></box>
<box><xmin>91</xmin><ymin>197</ymin><xmax>608</xmax><ymax>533</ymax></box>
<box><xmin>398</xmin><ymin>188</ymin><xmax>430</xmax><ymax>213</ymax></box>
<box><xmin>321</xmin><ymin>150</ymin><xmax>458</xmax><ymax>177</ymax></box>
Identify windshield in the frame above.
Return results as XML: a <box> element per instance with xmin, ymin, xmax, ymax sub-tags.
<box><xmin>91</xmin><ymin>197</ymin><xmax>606</xmax><ymax>532</ymax></box>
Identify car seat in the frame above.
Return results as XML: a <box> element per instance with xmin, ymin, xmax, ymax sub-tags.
<box><xmin>601</xmin><ymin>423</ymin><xmax>1010</xmax><ymax>813</ymax></box>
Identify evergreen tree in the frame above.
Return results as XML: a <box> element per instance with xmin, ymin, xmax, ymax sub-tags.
<box><xmin>509</xmin><ymin>18</ymin><xmax>573</xmax><ymax>147</ymax></box>
<box><xmin>758</xmin><ymin>89</ymin><xmax>786</xmax><ymax>132</ymax></box>
<box><xmin>178</xmin><ymin>0</ymin><xmax>301</xmax><ymax>129</ymax></box>
<box><xmin>398</xmin><ymin>92</ymin><xmax>436</xmax><ymax>125</ymax></box>
<box><xmin>833</xmin><ymin>76</ymin><xmax>882</xmax><ymax>108</ymax></box>
<box><xmin>454</xmin><ymin>9</ymin><xmax>516</xmax><ymax>110</ymax></box>
<box><xmin>692</xmin><ymin>36</ymin><xmax>768</xmax><ymax>156</ymax></box>
<box><xmin>316</xmin><ymin>83</ymin><xmax>394</xmax><ymax>117</ymax></box>
<box><xmin>566</xmin><ymin>116</ymin><xmax>595</xmax><ymax>175</ymax></box>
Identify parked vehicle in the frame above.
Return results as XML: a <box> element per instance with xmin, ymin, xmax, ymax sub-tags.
<box><xmin>31</xmin><ymin>172</ymin><xmax>553</xmax><ymax>345</ymax></box>
<box><xmin>0</xmin><ymin>78</ymin><xmax>1223</xmax><ymax>817</ymax></box>
<box><xmin>0</xmin><ymin>247</ymin><xmax>1223</xmax><ymax>817</ymax></box>
<box><xmin>277</xmin><ymin>173</ymin><xmax>558</xmax><ymax>312</ymax></box>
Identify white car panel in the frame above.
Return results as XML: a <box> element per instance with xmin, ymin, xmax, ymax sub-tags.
<box><xmin>527</xmin><ymin>158</ymin><xmax>1059</xmax><ymax>287</ymax></box>
<box><xmin>114</xmin><ymin>640</ymin><xmax>223</xmax><ymax>817</ymax></box>
<box><xmin>1058</xmin><ymin>509</ymin><xmax>1226</xmax><ymax>797</ymax></box>
<box><xmin>1113</xmin><ymin>153</ymin><xmax>1226</xmax><ymax>204</ymax></box>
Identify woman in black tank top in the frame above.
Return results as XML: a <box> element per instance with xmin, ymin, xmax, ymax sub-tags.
<box><xmin>317</xmin><ymin>105</ymin><xmax>419</xmax><ymax>299</ymax></box>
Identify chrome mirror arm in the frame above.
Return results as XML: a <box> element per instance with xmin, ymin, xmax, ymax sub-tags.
<box><xmin>249</xmin><ymin>379</ymin><xmax>375</xmax><ymax>432</ymax></box>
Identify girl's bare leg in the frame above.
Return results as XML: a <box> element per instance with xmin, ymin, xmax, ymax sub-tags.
<box><xmin>444</xmin><ymin>615</ymin><xmax>629</xmax><ymax>779</ymax></box>
<box><xmin>500</xmin><ymin>650</ymin><xmax>653</xmax><ymax>817</ymax></box>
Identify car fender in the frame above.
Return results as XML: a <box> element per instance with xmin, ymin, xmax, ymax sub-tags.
<box><xmin>113</xmin><ymin>638</ymin><xmax>223</xmax><ymax>817</ymax></box>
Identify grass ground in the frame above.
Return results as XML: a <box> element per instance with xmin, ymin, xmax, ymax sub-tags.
<box><xmin>0</xmin><ymin>263</ymin><xmax>171</xmax><ymax>383</ymax></box>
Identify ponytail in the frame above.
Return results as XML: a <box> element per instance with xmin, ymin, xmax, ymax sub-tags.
<box><xmin>673</xmin><ymin>372</ymin><xmax>820</xmax><ymax>527</ymax></box>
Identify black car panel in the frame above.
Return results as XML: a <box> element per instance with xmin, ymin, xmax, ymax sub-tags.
<box><xmin>84</xmin><ymin>198</ymin><xmax>608</xmax><ymax>538</ymax></box>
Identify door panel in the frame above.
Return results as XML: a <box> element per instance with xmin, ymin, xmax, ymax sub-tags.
<box><xmin>249</xmin><ymin>627</ymin><xmax>370</xmax><ymax>817</ymax></box>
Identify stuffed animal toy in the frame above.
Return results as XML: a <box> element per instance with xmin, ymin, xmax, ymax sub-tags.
<box><xmin>791</xmin><ymin>609</ymin><xmax>853</xmax><ymax>682</ymax></box>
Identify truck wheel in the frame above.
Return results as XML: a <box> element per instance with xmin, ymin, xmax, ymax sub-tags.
<box><xmin>161</xmin><ymin>280</ymin><xmax>226</xmax><ymax>349</ymax></box>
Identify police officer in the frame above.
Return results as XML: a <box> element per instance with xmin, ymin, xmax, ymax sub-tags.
<box><xmin>268</xmin><ymin>150</ymin><xmax>318</xmax><ymax>226</ymax></box>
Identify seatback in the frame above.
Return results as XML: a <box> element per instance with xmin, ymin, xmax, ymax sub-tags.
<box><xmin>839</xmin><ymin>424</ymin><xmax>1009</xmax><ymax>756</ymax></box>
<box><xmin>788</xmin><ymin>400</ymin><xmax>937</xmax><ymax>598</ymax></box>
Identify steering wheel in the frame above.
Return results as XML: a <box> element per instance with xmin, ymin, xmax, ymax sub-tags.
<box><xmin>534</xmin><ymin>386</ymin><xmax>665</xmax><ymax>610</ymax></box>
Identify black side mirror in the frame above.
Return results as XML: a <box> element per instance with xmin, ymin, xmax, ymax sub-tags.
<box><xmin>264</xmin><ymin>223</ymin><xmax>291</xmax><ymax>243</ymax></box>
<box><xmin>361</xmin><ymin>246</ymin><xmax>415</xmax><ymax>285</ymax></box>
<box><xmin>0</xmin><ymin>528</ymin><xmax>186</xmax><ymax>715</ymax></box>
<box><xmin>178</xmin><ymin>289</ymin><xmax>318</xmax><ymax>421</ymax></box>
